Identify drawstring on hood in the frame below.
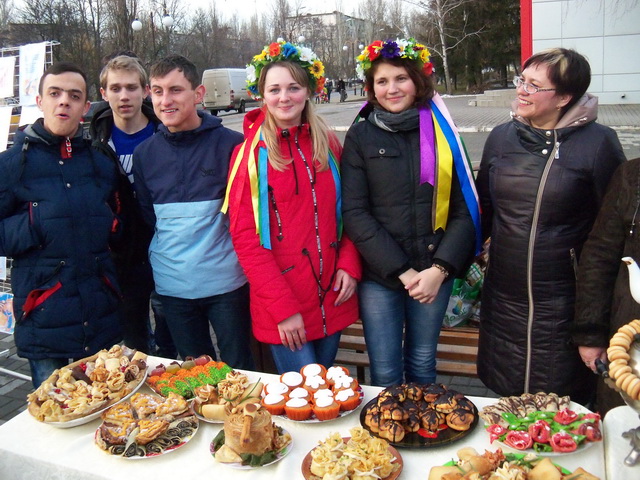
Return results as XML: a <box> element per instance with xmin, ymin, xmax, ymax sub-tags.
<box><xmin>281</xmin><ymin>128</ymin><xmax>299</xmax><ymax>195</ymax></box>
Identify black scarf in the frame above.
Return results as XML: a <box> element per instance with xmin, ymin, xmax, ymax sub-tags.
<box><xmin>368</xmin><ymin>107</ymin><xmax>420</xmax><ymax>132</ymax></box>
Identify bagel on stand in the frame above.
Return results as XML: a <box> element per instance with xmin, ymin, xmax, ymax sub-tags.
<box><xmin>601</xmin><ymin>318</ymin><xmax>640</xmax><ymax>466</ymax></box>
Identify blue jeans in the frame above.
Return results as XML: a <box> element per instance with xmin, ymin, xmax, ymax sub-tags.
<box><xmin>157</xmin><ymin>284</ymin><xmax>255</xmax><ymax>370</ymax></box>
<box><xmin>358</xmin><ymin>279</ymin><xmax>453</xmax><ymax>387</ymax></box>
<box><xmin>29</xmin><ymin>357</ymin><xmax>73</xmax><ymax>389</ymax></box>
<box><xmin>150</xmin><ymin>291</ymin><xmax>177</xmax><ymax>359</ymax></box>
<box><xmin>270</xmin><ymin>331</ymin><xmax>342</xmax><ymax>373</ymax></box>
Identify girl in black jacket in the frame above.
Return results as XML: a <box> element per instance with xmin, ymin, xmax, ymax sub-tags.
<box><xmin>341</xmin><ymin>39</ymin><xmax>478</xmax><ymax>387</ymax></box>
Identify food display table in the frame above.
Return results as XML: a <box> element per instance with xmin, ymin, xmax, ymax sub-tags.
<box><xmin>604</xmin><ymin>405</ymin><xmax>640</xmax><ymax>479</ymax></box>
<box><xmin>0</xmin><ymin>356</ymin><xmax>607</xmax><ymax>480</ymax></box>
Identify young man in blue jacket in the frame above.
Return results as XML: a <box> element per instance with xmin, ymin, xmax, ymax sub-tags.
<box><xmin>132</xmin><ymin>55</ymin><xmax>254</xmax><ymax>368</ymax></box>
<box><xmin>0</xmin><ymin>63</ymin><xmax>121</xmax><ymax>387</ymax></box>
<box><xmin>90</xmin><ymin>55</ymin><xmax>175</xmax><ymax>358</ymax></box>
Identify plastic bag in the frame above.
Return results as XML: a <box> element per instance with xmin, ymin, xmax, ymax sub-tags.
<box><xmin>443</xmin><ymin>240</ymin><xmax>489</xmax><ymax>328</ymax></box>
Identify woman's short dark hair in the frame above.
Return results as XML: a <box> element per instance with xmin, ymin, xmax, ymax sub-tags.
<box><xmin>523</xmin><ymin>48</ymin><xmax>591</xmax><ymax>115</ymax></box>
<box><xmin>364</xmin><ymin>57</ymin><xmax>435</xmax><ymax>110</ymax></box>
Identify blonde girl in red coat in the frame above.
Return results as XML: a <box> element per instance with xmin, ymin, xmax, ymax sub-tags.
<box><xmin>222</xmin><ymin>40</ymin><xmax>361</xmax><ymax>373</ymax></box>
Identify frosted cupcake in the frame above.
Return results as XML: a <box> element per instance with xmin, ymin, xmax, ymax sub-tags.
<box><xmin>289</xmin><ymin>387</ymin><xmax>311</xmax><ymax>401</ymax></box>
<box><xmin>263</xmin><ymin>381</ymin><xmax>290</xmax><ymax>397</ymax></box>
<box><xmin>333</xmin><ymin>375</ymin><xmax>359</xmax><ymax>393</ymax></box>
<box><xmin>303</xmin><ymin>375</ymin><xmax>328</xmax><ymax>394</ymax></box>
<box><xmin>325</xmin><ymin>366</ymin><xmax>350</xmax><ymax>386</ymax></box>
<box><xmin>301</xmin><ymin>363</ymin><xmax>327</xmax><ymax>379</ymax></box>
<box><xmin>261</xmin><ymin>393</ymin><xmax>286</xmax><ymax>416</ymax></box>
<box><xmin>312</xmin><ymin>395</ymin><xmax>340</xmax><ymax>421</ymax></box>
<box><xmin>335</xmin><ymin>388</ymin><xmax>360</xmax><ymax>411</ymax></box>
<box><xmin>280</xmin><ymin>371</ymin><xmax>304</xmax><ymax>390</ymax></box>
<box><xmin>284</xmin><ymin>397</ymin><xmax>312</xmax><ymax>421</ymax></box>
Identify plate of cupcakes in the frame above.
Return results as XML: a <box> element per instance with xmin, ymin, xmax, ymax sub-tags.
<box><xmin>261</xmin><ymin>364</ymin><xmax>364</xmax><ymax>422</ymax></box>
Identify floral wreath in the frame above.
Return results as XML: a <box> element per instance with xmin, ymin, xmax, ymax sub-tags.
<box><xmin>246</xmin><ymin>40</ymin><xmax>326</xmax><ymax>100</ymax></box>
<box><xmin>356</xmin><ymin>38</ymin><xmax>433</xmax><ymax>80</ymax></box>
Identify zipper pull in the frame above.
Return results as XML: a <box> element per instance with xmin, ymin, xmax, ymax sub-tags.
<box><xmin>554</xmin><ymin>142</ymin><xmax>560</xmax><ymax>159</ymax></box>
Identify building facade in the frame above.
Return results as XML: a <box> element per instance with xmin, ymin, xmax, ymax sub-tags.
<box><xmin>522</xmin><ymin>0</ymin><xmax>640</xmax><ymax>104</ymax></box>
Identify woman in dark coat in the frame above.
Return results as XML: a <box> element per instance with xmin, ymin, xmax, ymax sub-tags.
<box><xmin>573</xmin><ymin>158</ymin><xmax>640</xmax><ymax>414</ymax></box>
<box><xmin>476</xmin><ymin>48</ymin><xmax>626</xmax><ymax>405</ymax></box>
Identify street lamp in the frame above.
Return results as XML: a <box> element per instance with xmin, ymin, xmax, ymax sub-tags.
<box><xmin>298</xmin><ymin>35</ymin><xmax>305</xmax><ymax>44</ymax></box>
<box><xmin>131</xmin><ymin>4</ymin><xmax>174</xmax><ymax>60</ymax></box>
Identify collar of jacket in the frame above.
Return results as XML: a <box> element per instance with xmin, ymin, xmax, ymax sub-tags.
<box><xmin>90</xmin><ymin>101</ymin><xmax>160</xmax><ymax>144</ymax></box>
<box><xmin>158</xmin><ymin>109</ymin><xmax>222</xmax><ymax>141</ymax></box>
<box><xmin>20</xmin><ymin>118</ymin><xmax>85</xmax><ymax>147</ymax></box>
<box><xmin>511</xmin><ymin>93</ymin><xmax>598</xmax><ymax>130</ymax></box>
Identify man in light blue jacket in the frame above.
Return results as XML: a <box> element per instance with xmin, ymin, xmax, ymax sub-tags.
<box><xmin>132</xmin><ymin>55</ymin><xmax>254</xmax><ymax>369</ymax></box>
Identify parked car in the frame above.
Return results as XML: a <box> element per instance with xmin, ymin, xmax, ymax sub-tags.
<box><xmin>201</xmin><ymin>68</ymin><xmax>256</xmax><ymax>115</ymax></box>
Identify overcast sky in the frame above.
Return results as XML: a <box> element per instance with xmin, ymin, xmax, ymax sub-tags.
<box><xmin>191</xmin><ymin>0</ymin><xmax>343</xmax><ymax>21</ymax></box>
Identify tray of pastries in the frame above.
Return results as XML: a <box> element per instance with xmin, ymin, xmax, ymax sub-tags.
<box><xmin>428</xmin><ymin>447</ymin><xmax>600</xmax><ymax>480</ymax></box>
<box><xmin>360</xmin><ymin>383</ymin><xmax>478</xmax><ymax>447</ymax></box>
<box><xmin>95</xmin><ymin>391</ymin><xmax>198</xmax><ymax>458</ymax></box>
<box><xmin>479</xmin><ymin>392</ymin><xmax>602</xmax><ymax>455</ymax></box>
<box><xmin>301</xmin><ymin>427</ymin><xmax>402</xmax><ymax>480</ymax></box>
<box><xmin>27</xmin><ymin>345</ymin><xmax>147</xmax><ymax>427</ymax></box>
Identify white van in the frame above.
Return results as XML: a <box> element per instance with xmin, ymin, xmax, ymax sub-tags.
<box><xmin>201</xmin><ymin>68</ymin><xmax>255</xmax><ymax>115</ymax></box>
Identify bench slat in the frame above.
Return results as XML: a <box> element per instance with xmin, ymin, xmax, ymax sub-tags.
<box><xmin>336</xmin><ymin>320</ymin><xmax>480</xmax><ymax>381</ymax></box>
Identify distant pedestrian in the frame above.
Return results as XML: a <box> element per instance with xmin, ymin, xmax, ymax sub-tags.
<box><xmin>326</xmin><ymin>79</ymin><xmax>333</xmax><ymax>102</ymax></box>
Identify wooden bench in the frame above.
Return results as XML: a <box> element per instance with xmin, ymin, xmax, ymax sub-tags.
<box><xmin>335</xmin><ymin>320</ymin><xmax>479</xmax><ymax>383</ymax></box>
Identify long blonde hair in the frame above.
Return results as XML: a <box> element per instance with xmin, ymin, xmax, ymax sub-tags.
<box><xmin>258</xmin><ymin>61</ymin><xmax>331</xmax><ymax>172</ymax></box>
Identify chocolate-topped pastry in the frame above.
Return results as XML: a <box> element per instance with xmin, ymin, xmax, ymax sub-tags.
<box><xmin>378</xmin><ymin>396</ymin><xmax>400</xmax><ymax>413</ymax></box>
<box><xmin>422</xmin><ymin>383</ymin><xmax>447</xmax><ymax>403</ymax></box>
<box><xmin>433</xmin><ymin>391</ymin><xmax>457</xmax><ymax>413</ymax></box>
<box><xmin>534</xmin><ymin>392</ymin><xmax>559</xmax><ymax>411</ymax></box>
<box><xmin>404</xmin><ymin>412</ymin><xmax>420</xmax><ymax>433</ymax></box>
<box><xmin>454</xmin><ymin>395</ymin><xmax>475</xmax><ymax>412</ymax></box>
<box><xmin>420</xmin><ymin>407</ymin><xmax>444</xmax><ymax>432</ymax></box>
<box><xmin>379</xmin><ymin>419</ymin><xmax>405</xmax><ymax>443</ymax></box>
<box><xmin>379</xmin><ymin>385</ymin><xmax>407</xmax><ymax>402</ymax></box>
<box><xmin>405</xmin><ymin>383</ymin><xmax>423</xmax><ymax>401</ymax></box>
<box><xmin>519</xmin><ymin>393</ymin><xmax>538</xmax><ymax>414</ymax></box>
<box><xmin>390</xmin><ymin>406</ymin><xmax>408</xmax><ymax>421</ymax></box>
<box><xmin>446</xmin><ymin>408</ymin><xmax>474</xmax><ymax>431</ymax></box>
<box><xmin>415</xmin><ymin>399</ymin><xmax>430</xmax><ymax>413</ymax></box>
<box><xmin>506</xmin><ymin>396</ymin><xmax>527</xmax><ymax>417</ymax></box>
<box><xmin>364</xmin><ymin>411</ymin><xmax>383</xmax><ymax>433</ymax></box>
<box><xmin>402</xmin><ymin>399</ymin><xmax>418</xmax><ymax>413</ymax></box>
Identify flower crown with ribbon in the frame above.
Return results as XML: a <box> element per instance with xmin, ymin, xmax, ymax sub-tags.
<box><xmin>356</xmin><ymin>38</ymin><xmax>433</xmax><ymax>80</ymax></box>
<box><xmin>246</xmin><ymin>40</ymin><xmax>326</xmax><ymax>100</ymax></box>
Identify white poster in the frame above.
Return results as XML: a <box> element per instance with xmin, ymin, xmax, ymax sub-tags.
<box><xmin>19</xmin><ymin>42</ymin><xmax>46</xmax><ymax>106</ymax></box>
<box><xmin>0</xmin><ymin>56</ymin><xmax>16</xmax><ymax>98</ymax></box>
<box><xmin>0</xmin><ymin>106</ymin><xmax>12</xmax><ymax>151</ymax></box>
<box><xmin>19</xmin><ymin>105</ymin><xmax>42</xmax><ymax>126</ymax></box>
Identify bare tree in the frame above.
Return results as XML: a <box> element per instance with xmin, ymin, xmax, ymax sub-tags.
<box><xmin>410</xmin><ymin>0</ymin><xmax>483</xmax><ymax>94</ymax></box>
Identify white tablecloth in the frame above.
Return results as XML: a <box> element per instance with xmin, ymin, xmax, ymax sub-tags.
<box><xmin>604</xmin><ymin>405</ymin><xmax>640</xmax><ymax>479</ymax></box>
<box><xmin>0</xmin><ymin>358</ymin><xmax>608</xmax><ymax>480</ymax></box>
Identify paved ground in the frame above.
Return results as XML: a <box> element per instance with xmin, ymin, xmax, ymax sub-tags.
<box><xmin>2</xmin><ymin>94</ymin><xmax>638</xmax><ymax>426</ymax></box>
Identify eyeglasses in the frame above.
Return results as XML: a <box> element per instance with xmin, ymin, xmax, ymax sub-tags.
<box><xmin>513</xmin><ymin>76</ymin><xmax>556</xmax><ymax>94</ymax></box>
